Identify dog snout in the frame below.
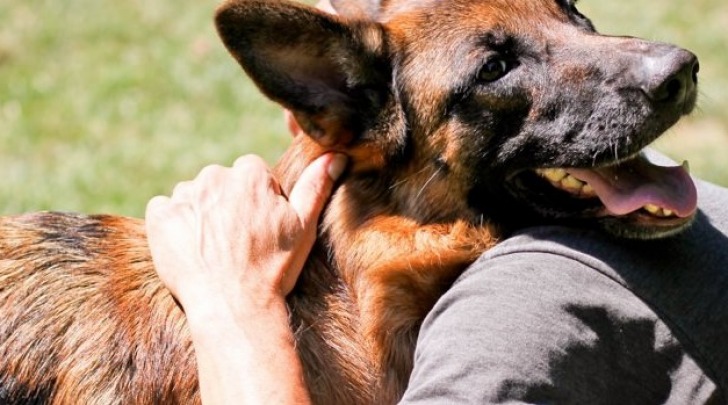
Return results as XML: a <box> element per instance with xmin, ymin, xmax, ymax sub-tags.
<box><xmin>639</xmin><ymin>46</ymin><xmax>699</xmax><ymax>111</ymax></box>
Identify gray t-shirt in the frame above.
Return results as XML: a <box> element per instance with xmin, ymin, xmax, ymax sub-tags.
<box><xmin>402</xmin><ymin>179</ymin><xmax>728</xmax><ymax>404</ymax></box>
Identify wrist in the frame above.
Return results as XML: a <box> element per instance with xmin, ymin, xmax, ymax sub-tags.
<box><xmin>184</xmin><ymin>292</ymin><xmax>291</xmax><ymax>343</ymax></box>
<box><xmin>184</xmin><ymin>295</ymin><xmax>310</xmax><ymax>404</ymax></box>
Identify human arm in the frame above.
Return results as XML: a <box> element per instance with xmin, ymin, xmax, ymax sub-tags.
<box><xmin>145</xmin><ymin>153</ymin><xmax>347</xmax><ymax>405</ymax></box>
<box><xmin>400</xmin><ymin>241</ymin><xmax>712</xmax><ymax>404</ymax></box>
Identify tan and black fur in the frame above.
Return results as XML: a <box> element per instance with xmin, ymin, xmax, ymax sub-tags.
<box><xmin>0</xmin><ymin>0</ymin><xmax>699</xmax><ymax>403</ymax></box>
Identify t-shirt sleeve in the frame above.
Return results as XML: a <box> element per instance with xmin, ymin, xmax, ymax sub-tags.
<box><xmin>399</xmin><ymin>251</ymin><xmax>698</xmax><ymax>404</ymax></box>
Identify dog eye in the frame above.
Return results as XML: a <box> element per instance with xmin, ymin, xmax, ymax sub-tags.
<box><xmin>478</xmin><ymin>58</ymin><xmax>509</xmax><ymax>82</ymax></box>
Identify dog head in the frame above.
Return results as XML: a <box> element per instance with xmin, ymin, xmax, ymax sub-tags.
<box><xmin>215</xmin><ymin>0</ymin><xmax>699</xmax><ymax>240</ymax></box>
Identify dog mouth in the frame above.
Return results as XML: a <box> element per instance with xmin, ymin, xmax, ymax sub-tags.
<box><xmin>511</xmin><ymin>151</ymin><xmax>698</xmax><ymax>238</ymax></box>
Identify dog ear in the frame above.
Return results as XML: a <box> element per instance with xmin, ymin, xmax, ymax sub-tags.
<box><xmin>215</xmin><ymin>0</ymin><xmax>391</xmax><ymax>147</ymax></box>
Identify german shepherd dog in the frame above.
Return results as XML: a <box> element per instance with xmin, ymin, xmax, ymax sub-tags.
<box><xmin>0</xmin><ymin>0</ymin><xmax>699</xmax><ymax>403</ymax></box>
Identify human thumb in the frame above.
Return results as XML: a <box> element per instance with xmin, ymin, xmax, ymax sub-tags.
<box><xmin>288</xmin><ymin>153</ymin><xmax>348</xmax><ymax>229</ymax></box>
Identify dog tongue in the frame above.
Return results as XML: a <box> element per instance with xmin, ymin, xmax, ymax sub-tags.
<box><xmin>567</xmin><ymin>155</ymin><xmax>697</xmax><ymax>217</ymax></box>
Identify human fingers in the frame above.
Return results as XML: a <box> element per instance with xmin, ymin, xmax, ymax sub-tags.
<box><xmin>145</xmin><ymin>195</ymin><xmax>200</xmax><ymax>303</ymax></box>
<box><xmin>232</xmin><ymin>154</ymin><xmax>268</xmax><ymax>170</ymax></box>
<box><xmin>288</xmin><ymin>153</ymin><xmax>347</xmax><ymax>232</ymax></box>
<box><xmin>145</xmin><ymin>195</ymin><xmax>184</xmax><ymax>234</ymax></box>
<box><xmin>274</xmin><ymin>153</ymin><xmax>347</xmax><ymax>294</ymax></box>
<box><xmin>146</xmin><ymin>194</ymin><xmax>171</xmax><ymax>212</ymax></box>
<box><xmin>168</xmin><ymin>164</ymin><xmax>235</xmax><ymax>214</ymax></box>
<box><xmin>171</xmin><ymin>180</ymin><xmax>195</xmax><ymax>201</ymax></box>
<box><xmin>232</xmin><ymin>155</ymin><xmax>282</xmax><ymax>196</ymax></box>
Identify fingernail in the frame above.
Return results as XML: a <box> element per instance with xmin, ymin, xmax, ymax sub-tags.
<box><xmin>328</xmin><ymin>154</ymin><xmax>348</xmax><ymax>181</ymax></box>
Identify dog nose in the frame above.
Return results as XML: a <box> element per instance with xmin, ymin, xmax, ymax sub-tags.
<box><xmin>641</xmin><ymin>48</ymin><xmax>699</xmax><ymax>106</ymax></box>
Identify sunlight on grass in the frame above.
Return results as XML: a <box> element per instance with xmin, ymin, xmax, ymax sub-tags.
<box><xmin>1</xmin><ymin>0</ymin><xmax>287</xmax><ymax>216</ymax></box>
<box><xmin>1</xmin><ymin>0</ymin><xmax>727</xmax><ymax>216</ymax></box>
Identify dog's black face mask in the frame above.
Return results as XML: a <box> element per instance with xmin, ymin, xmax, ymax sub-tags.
<box><xmin>217</xmin><ymin>0</ymin><xmax>699</xmax><ymax>240</ymax></box>
<box><xmin>386</xmin><ymin>0</ymin><xmax>699</xmax><ymax>239</ymax></box>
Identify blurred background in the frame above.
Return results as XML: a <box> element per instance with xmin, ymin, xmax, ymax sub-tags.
<box><xmin>1</xmin><ymin>0</ymin><xmax>727</xmax><ymax>217</ymax></box>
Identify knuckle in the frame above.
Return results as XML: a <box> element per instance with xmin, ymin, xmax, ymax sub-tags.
<box><xmin>233</xmin><ymin>154</ymin><xmax>266</xmax><ymax>170</ymax></box>
<box><xmin>197</xmin><ymin>164</ymin><xmax>226</xmax><ymax>180</ymax></box>
<box><xmin>172</xmin><ymin>180</ymin><xmax>193</xmax><ymax>197</ymax></box>
<box><xmin>145</xmin><ymin>196</ymin><xmax>169</xmax><ymax>216</ymax></box>
<box><xmin>234</xmin><ymin>156</ymin><xmax>277</xmax><ymax>189</ymax></box>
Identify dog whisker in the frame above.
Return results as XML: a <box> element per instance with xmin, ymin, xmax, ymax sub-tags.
<box><xmin>389</xmin><ymin>177</ymin><xmax>412</xmax><ymax>191</ymax></box>
<box><xmin>389</xmin><ymin>166</ymin><xmax>430</xmax><ymax>191</ymax></box>
<box><xmin>415</xmin><ymin>168</ymin><xmax>442</xmax><ymax>200</ymax></box>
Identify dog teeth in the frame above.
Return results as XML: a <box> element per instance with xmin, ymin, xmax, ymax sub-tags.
<box><xmin>535</xmin><ymin>169</ymin><xmax>595</xmax><ymax>198</ymax></box>
<box><xmin>638</xmin><ymin>161</ymin><xmax>688</xmax><ymax>218</ymax></box>
<box><xmin>538</xmin><ymin>168</ymin><xmax>567</xmax><ymax>182</ymax></box>
<box><xmin>644</xmin><ymin>204</ymin><xmax>660</xmax><ymax>214</ymax></box>
<box><xmin>643</xmin><ymin>204</ymin><xmax>676</xmax><ymax>218</ymax></box>
<box><xmin>536</xmin><ymin>169</ymin><xmax>680</xmax><ymax>218</ymax></box>
<box><xmin>581</xmin><ymin>183</ymin><xmax>595</xmax><ymax>197</ymax></box>
<box><xmin>561</xmin><ymin>175</ymin><xmax>583</xmax><ymax>190</ymax></box>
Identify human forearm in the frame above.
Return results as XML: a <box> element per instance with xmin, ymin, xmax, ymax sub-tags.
<box><xmin>186</xmin><ymin>297</ymin><xmax>311</xmax><ymax>405</ymax></box>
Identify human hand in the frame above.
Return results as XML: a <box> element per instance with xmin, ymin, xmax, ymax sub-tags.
<box><xmin>145</xmin><ymin>153</ymin><xmax>347</xmax><ymax>321</ymax></box>
<box><xmin>145</xmin><ymin>153</ymin><xmax>345</xmax><ymax>405</ymax></box>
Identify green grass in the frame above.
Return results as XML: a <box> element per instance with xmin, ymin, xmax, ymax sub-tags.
<box><xmin>0</xmin><ymin>0</ymin><xmax>288</xmax><ymax>216</ymax></box>
<box><xmin>1</xmin><ymin>0</ymin><xmax>727</xmax><ymax>217</ymax></box>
